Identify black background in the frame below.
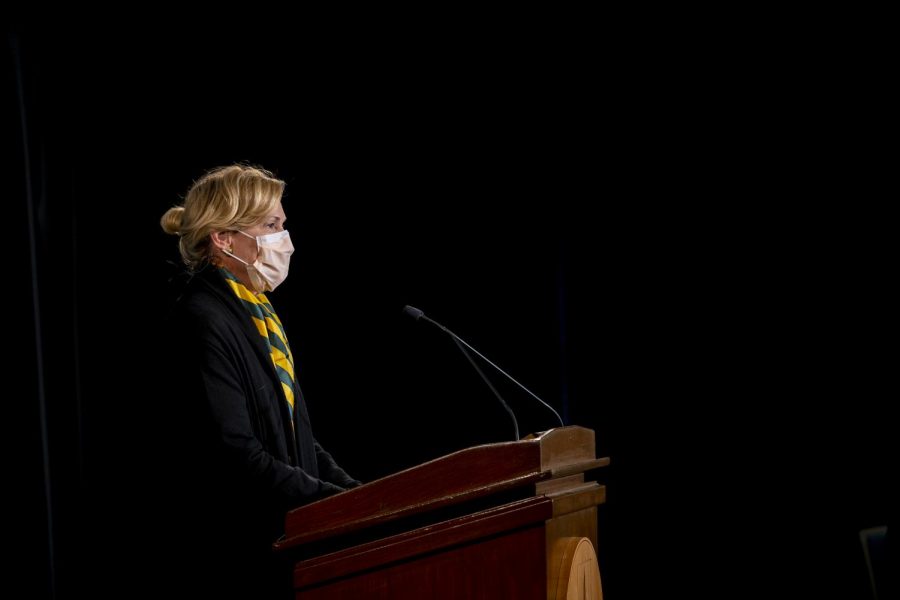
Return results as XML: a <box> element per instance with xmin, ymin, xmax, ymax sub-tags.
<box><xmin>5</xmin><ymin>19</ymin><xmax>891</xmax><ymax>599</ymax></box>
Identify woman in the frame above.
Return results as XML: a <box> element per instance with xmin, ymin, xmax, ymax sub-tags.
<box><xmin>158</xmin><ymin>164</ymin><xmax>360</xmax><ymax>598</ymax></box>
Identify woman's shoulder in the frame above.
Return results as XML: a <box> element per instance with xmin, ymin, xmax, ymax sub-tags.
<box><xmin>167</xmin><ymin>267</ymin><xmax>234</xmax><ymax>325</ymax></box>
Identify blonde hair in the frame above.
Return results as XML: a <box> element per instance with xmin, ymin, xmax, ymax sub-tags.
<box><xmin>161</xmin><ymin>164</ymin><xmax>285</xmax><ymax>269</ymax></box>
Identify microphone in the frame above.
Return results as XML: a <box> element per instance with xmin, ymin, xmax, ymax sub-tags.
<box><xmin>403</xmin><ymin>305</ymin><xmax>565</xmax><ymax>440</ymax></box>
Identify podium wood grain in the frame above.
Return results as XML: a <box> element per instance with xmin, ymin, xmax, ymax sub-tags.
<box><xmin>275</xmin><ymin>426</ymin><xmax>608</xmax><ymax>599</ymax></box>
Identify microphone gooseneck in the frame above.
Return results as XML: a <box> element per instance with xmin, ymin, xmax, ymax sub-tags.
<box><xmin>403</xmin><ymin>305</ymin><xmax>565</xmax><ymax>441</ymax></box>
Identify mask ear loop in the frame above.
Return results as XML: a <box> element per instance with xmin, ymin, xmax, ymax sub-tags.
<box><xmin>235</xmin><ymin>230</ymin><xmax>261</xmax><ymax>256</ymax></box>
<box><xmin>222</xmin><ymin>231</ymin><xmax>259</xmax><ymax>268</ymax></box>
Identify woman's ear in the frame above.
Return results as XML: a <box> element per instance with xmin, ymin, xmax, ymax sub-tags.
<box><xmin>210</xmin><ymin>231</ymin><xmax>233</xmax><ymax>252</ymax></box>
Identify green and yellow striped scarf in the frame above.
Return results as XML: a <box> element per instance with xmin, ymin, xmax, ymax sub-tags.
<box><xmin>220</xmin><ymin>268</ymin><xmax>297</xmax><ymax>418</ymax></box>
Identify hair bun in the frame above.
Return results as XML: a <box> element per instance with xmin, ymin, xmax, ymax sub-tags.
<box><xmin>160</xmin><ymin>206</ymin><xmax>185</xmax><ymax>235</ymax></box>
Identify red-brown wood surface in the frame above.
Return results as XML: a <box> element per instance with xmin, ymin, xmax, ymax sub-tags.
<box><xmin>277</xmin><ymin>426</ymin><xmax>599</xmax><ymax>551</ymax></box>
<box><xmin>295</xmin><ymin>496</ymin><xmax>553</xmax><ymax>589</ymax></box>
<box><xmin>296</xmin><ymin>521</ymin><xmax>549</xmax><ymax>600</ymax></box>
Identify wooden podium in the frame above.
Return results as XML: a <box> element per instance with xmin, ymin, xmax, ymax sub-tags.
<box><xmin>274</xmin><ymin>426</ymin><xmax>609</xmax><ymax>599</ymax></box>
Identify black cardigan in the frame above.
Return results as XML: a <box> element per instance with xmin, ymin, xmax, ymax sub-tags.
<box><xmin>165</xmin><ymin>266</ymin><xmax>359</xmax><ymax>516</ymax></box>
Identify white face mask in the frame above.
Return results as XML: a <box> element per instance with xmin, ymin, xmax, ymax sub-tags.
<box><xmin>224</xmin><ymin>229</ymin><xmax>294</xmax><ymax>292</ymax></box>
